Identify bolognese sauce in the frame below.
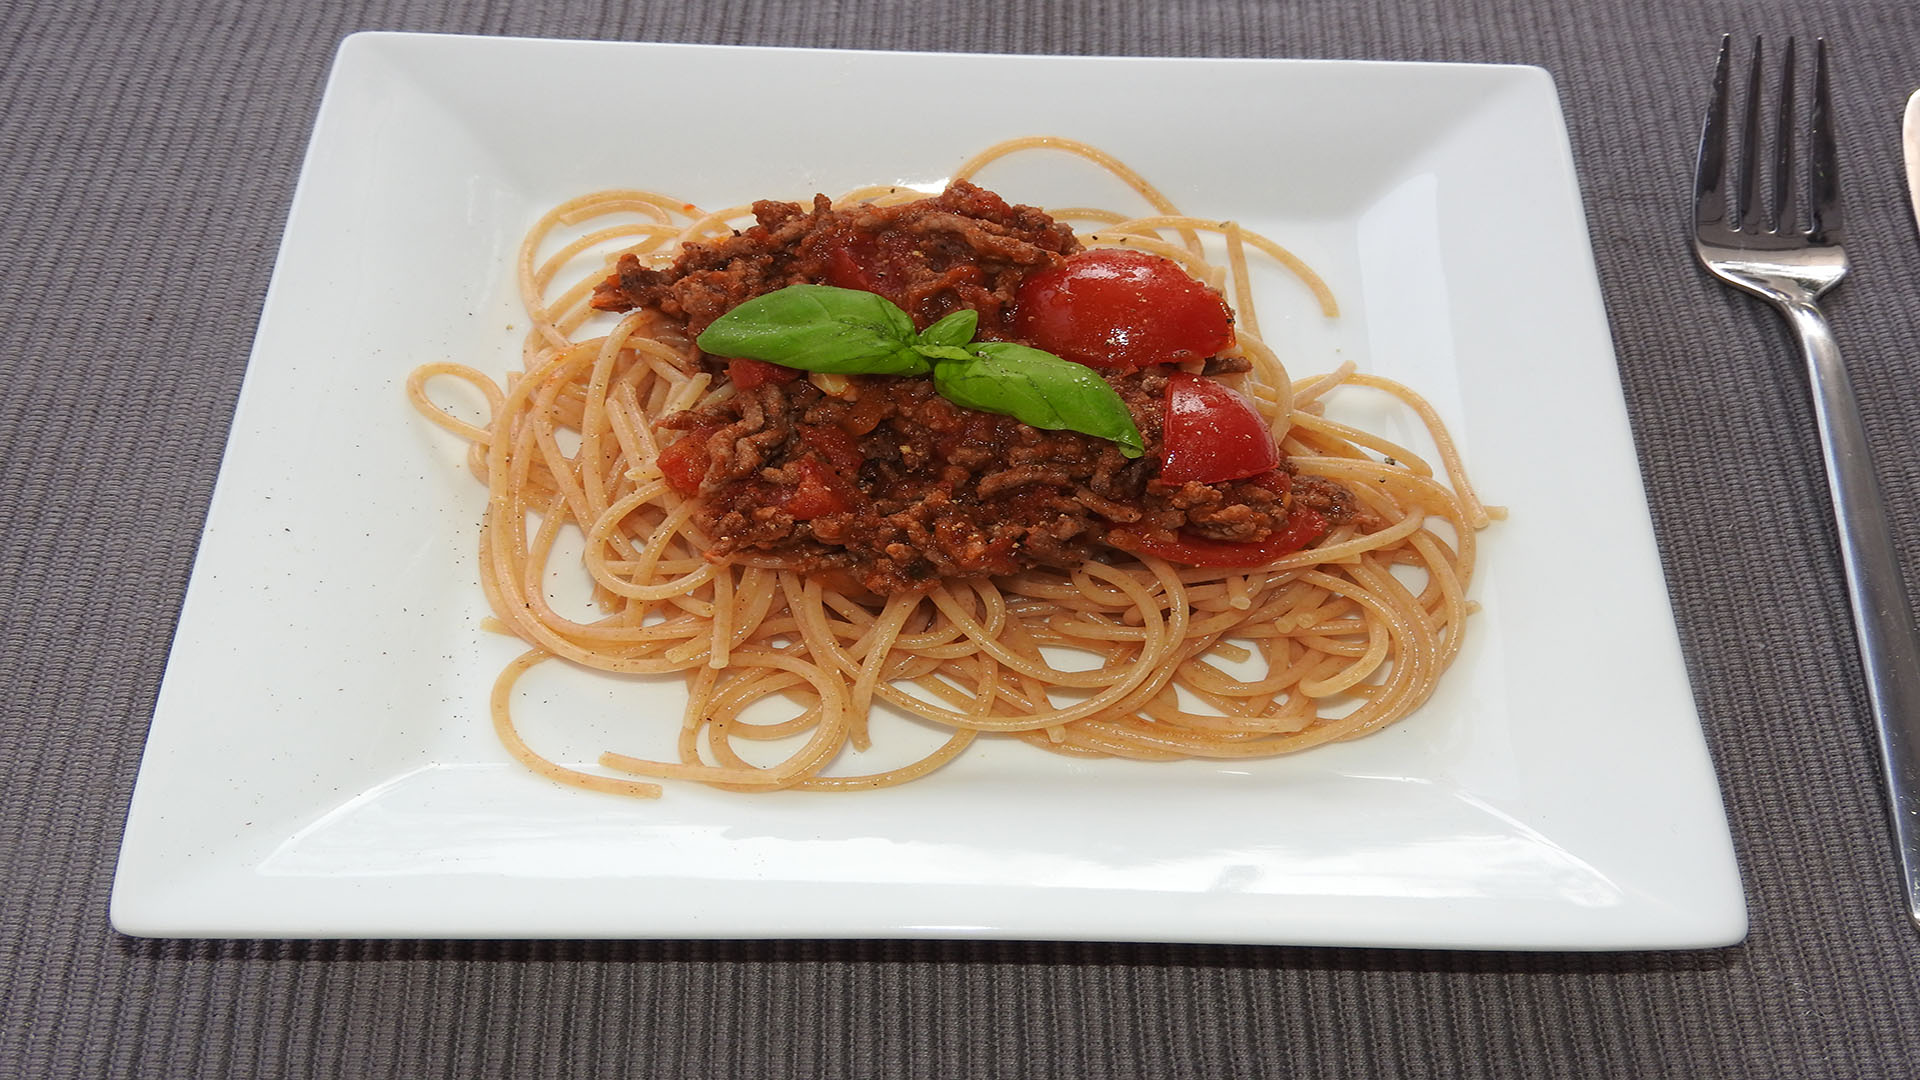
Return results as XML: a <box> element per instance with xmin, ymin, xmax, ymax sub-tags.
<box><xmin>589</xmin><ymin>181</ymin><xmax>1369</xmax><ymax>595</ymax></box>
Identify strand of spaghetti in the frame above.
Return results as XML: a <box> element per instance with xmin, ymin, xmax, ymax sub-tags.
<box><xmin>709</xmin><ymin>680</ymin><xmax>822</xmax><ymax>740</ymax></box>
<box><xmin>489</xmin><ymin>492</ymin><xmax>711</xmax><ymax>671</ymax></box>
<box><xmin>706</xmin><ymin>563</ymin><xmax>735</xmax><ymax>670</ymax></box>
<box><xmin>1298</xmin><ymin>603</ymin><xmax>1394</xmax><ymax>698</ymax></box>
<box><xmin>1236</xmin><ymin>332</ymin><xmax>1293</xmax><ymax>423</ymax></box>
<box><xmin>698</xmin><ymin>674</ymin><xmax>825</xmax><ymax>766</ymax></box>
<box><xmin>794</xmin><ymin>729</ymin><xmax>980</xmax><ymax>791</ymax></box>
<box><xmin>1296</xmin><ymin>460</ymin><xmax>1476</xmax><ymax>579</ymax></box>
<box><xmin>670</xmin><ymin>204</ymin><xmax>755</xmax><ymax>249</ymax></box>
<box><xmin>1288</xmin><ymin>413</ymin><xmax>1435</xmax><ymax>478</ymax></box>
<box><xmin>780</xmin><ymin>574</ymin><xmax>863</xmax><ymax>680</ymax></box>
<box><xmin>526</xmin><ymin>356</ymin><xmax>613</xmax><ymax>542</ymax></box>
<box><xmin>1344</xmin><ymin>372</ymin><xmax>1496</xmax><ymax>528</ymax></box>
<box><xmin>575</xmin><ymin>319</ymin><xmax>650</xmax><ymax>553</ymax></box>
<box><xmin>518</xmin><ymin>207</ymin><xmax>579</xmax><ymax>351</ymax></box>
<box><xmin>1045</xmin><ymin>206</ymin><xmax>1130</xmax><ymax>224</ymax></box>
<box><xmin>534</xmin><ymin>223</ymin><xmax>678</xmax><ymax>287</ymax></box>
<box><xmin>406</xmin><ymin>364</ymin><xmax>503</xmax><ymax>444</ymax></box>
<box><xmin>729</xmin><ymin>566</ymin><xmax>781</xmax><ymax>650</ymax></box>
<box><xmin>846</xmin><ymin>591</ymin><xmax>920</xmax><ymax>751</ymax></box>
<box><xmin>924</xmin><ymin>587</ymin><xmax>1123</xmax><ymax>689</ymax></box>
<box><xmin>490</xmin><ymin>651</ymin><xmax>663</xmax><ymax>799</ymax></box>
<box><xmin>1015</xmin><ymin>559</ymin><xmax>1193</xmax><ymax>723</ymax></box>
<box><xmin>1295</xmin><ymin>564</ymin><xmax>1432</xmax><ymax>700</ymax></box>
<box><xmin>492</xmin><ymin>342</ymin><xmax>593</xmax><ymax>508</ymax></box>
<box><xmin>950</xmin><ymin>135</ymin><xmax>1201</xmax><ymax>253</ymax></box>
<box><xmin>547</xmin><ymin>188</ymin><xmax>683</xmax><ymax>225</ymax></box>
<box><xmin>674</xmin><ymin>664</ymin><xmax>722</xmax><ymax>767</ymax></box>
<box><xmin>1407</xmin><ymin>530</ymin><xmax>1472</xmax><ymax>669</ymax></box>
<box><xmin>782</xmin><ymin>576</ymin><xmax>953</xmax><ymax>686</ymax></box>
<box><xmin>600</xmin><ymin>648</ymin><xmax>853</xmax><ymax>787</ymax></box>
<box><xmin>515</xmin><ymin>488</ymin><xmax>686</xmax><ymax>651</ymax></box>
<box><xmin>1289</xmin><ymin>361</ymin><xmax>1359</xmax><ymax>409</ymax></box>
<box><xmin>583</xmin><ymin>492</ymin><xmax>717</xmax><ymax>601</ymax></box>
<box><xmin>871</xmin><ymin>563</ymin><xmax>1180</xmax><ymax>731</ymax></box>
<box><xmin>602</xmin><ymin>370</ymin><xmax>660</xmax><ymax>476</ymax></box>
<box><xmin>1096</xmin><ymin>215</ymin><xmax>1339</xmax><ymax>318</ymax></box>
<box><xmin>1082</xmin><ymin>231</ymin><xmax>1222</xmax><ymax>283</ymax></box>
<box><xmin>834</xmin><ymin>185</ymin><xmax>923</xmax><ymax>207</ymax></box>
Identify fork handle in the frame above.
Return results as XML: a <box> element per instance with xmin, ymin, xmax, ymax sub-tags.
<box><xmin>1786</xmin><ymin>296</ymin><xmax>1920</xmax><ymax>929</ymax></box>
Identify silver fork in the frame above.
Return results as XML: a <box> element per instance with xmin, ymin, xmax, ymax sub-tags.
<box><xmin>1693</xmin><ymin>35</ymin><xmax>1920</xmax><ymax>930</ymax></box>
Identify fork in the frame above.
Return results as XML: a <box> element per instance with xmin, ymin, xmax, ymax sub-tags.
<box><xmin>1693</xmin><ymin>35</ymin><xmax>1920</xmax><ymax>930</ymax></box>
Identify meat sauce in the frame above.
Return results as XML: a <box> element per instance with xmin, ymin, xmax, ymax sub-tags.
<box><xmin>591</xmin><ymin>183</ymin><xmax>1365</xmax><ymax>594</ymax></box>
<box><xmin>593</xmin><ymin>181</ymin><xmax>1076</xmax><ymax>337</ymax></box>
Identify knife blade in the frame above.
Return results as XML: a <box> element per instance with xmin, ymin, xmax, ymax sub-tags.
<box><xmin>1906</xmin><ymin>89</ymin><xmax>1920</xmax><ymax>227</ymax></box>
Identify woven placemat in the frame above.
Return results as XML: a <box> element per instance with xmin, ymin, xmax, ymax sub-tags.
<box><xmin>6</xmin><ymin>0</ymin><xmax>1920</xmax><ymax>1075</ymax></box>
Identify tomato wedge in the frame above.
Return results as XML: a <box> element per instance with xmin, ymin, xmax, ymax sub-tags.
<box><xmin>727</xmin><ymin>357</ymin><xmax>801</xmax><ymax>390</ymax></box>
<box><xmin>777</xmin><ymin>457</ymin><xmax>854</xmax><ymax>520</ymax></box>
<box><xmin>1011</xmin><ymin>249</ymin><xmax>1235</xmax><ymax>372</ymax></box>
<box><xmin>1107</xmin><ymin>507</ymin><xmax>1329</xmax><ymax>567</ymax></box>
<box><xmin>657</xmin><ymin>424</ymin><xmax>722</xmax><ymax>495</ymax></box>
<box><xmin>1159</xmin><ymin>372</ymin><xmax>1281</xmax><ymax>485</ymax></box>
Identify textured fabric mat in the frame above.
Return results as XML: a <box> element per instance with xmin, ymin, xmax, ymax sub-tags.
<box><xmin>6</xmin><ymin>0</ymin><xmax>1920</xmax><ymax>1075</ymax></box>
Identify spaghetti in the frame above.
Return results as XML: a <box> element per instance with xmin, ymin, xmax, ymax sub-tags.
<box><xmin>407</xmin><ymin>136</ymin><xmax>1496</xmax><ymax>799</ymax></box>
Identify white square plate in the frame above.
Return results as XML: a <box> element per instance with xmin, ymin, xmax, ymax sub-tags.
<box><xmin>112</xmin><ymin>33</ymin><xmax>1745</xmax><ymax>947</ymax></box>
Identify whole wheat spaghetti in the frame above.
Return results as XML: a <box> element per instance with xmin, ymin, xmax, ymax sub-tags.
<box><xmin>407</xmin><ymin>137</ymin><xmax>1495</xmax><ymax>799</ymax></box>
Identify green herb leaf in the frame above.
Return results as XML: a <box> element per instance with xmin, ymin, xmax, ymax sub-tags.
<box><xmin>695</xmin><ymin>284</ymin><xmax>1145</xmax><ymax>457</ymax></box>
<box><xmin>911</xmin><ymin>344</ymin><xmax>977</xmax><ymax>363</ymax></box>
<box><xmin>918</xmin><ymin>309</ymin><xmax>978</xmax><ymax>348</ymax></box>
<box><xmin>695</xmin><ymin>284</ymin><xmax>929</xmax><ymax>375</ymax></box>
<box><xmin>933</xmin><ymin>343</ymin><xmax>1145</xmax><ymax>458</ymax></box>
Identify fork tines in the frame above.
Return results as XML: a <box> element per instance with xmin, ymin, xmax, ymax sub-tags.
<box><xmin>1694</xmin><ymin>34</ymin><xmax>1841</xmax><ymax>245</ymax></box>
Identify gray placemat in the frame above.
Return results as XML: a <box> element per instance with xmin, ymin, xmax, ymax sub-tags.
<box><xmin>6</xmin><ymin>0</ymin><xmax>1920</xmax><ymax>1075</ymax></box>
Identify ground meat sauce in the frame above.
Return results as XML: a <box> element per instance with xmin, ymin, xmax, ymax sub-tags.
<box><xmin>592</xmin><ymin>180</ymin><xmax>1078</xmax><ymax>336</ymax></box>
<box><xmin>592</xmin><ymin>184</ymin><xmax>1367</xmax><ymax>595</ymax></box>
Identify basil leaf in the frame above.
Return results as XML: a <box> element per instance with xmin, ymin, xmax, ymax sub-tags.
<box><xmin>695</xmin><ymin>284</ymin><xmax>929</xmax><ymax>375</ymax></box>
<box><xmin>933</xmin><ymin>343</ymin><xmax>1145</xmax><ymax>458</ymax></box>
<box><xmin>918</xmin><ymin>309</ymin><xmax>978</xmax><ymax>348</ymax></box>
<box><xmin>912</xmin><ymin>344</ymin><xmax>976</xmax><ymax>363</ymax></box>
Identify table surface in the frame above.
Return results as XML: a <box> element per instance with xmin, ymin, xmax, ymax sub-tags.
<box><xmin>7</xmin><ymin>0</ymin><xmax>1920</xmax><ymax>1075</ymax></box>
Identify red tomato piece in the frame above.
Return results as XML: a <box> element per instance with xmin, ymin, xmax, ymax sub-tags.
<box><xmin>1159</xmin><ymin>372</ymin><xmax>1281</xmax><ymax>485</ymax></box>
<box><xmin>657</xmin><ymin>424</ymin><xmax>721</xmax><ymax>495</ymax></box>
<box><xmin>1011</xmin><ymin>248</ymin><xmax>1235</xmax><ymax>371</ymax></box>
<box><xmin>727</xmin><ymin>358</ymin><xmax>801</xmax><ymax>390</ymax></box>
<box><xmin>1107</xmin><ymin>507</ymin><xmax>1329</xmax><ymax>567</ymax></box>
<box><xmin>822</xmin><ymin>232</ymin><xmax>881</xmax><ymax>293</ymax></box>
<box><xmin>780</xmin><ymin>457</ymin><xmax>854</xmax><ymax>520</ymax></box>
<box><xmin>1246</xmin><ymin>469</ymin><xmax>1293</xmax><ymax>496</ymax></box>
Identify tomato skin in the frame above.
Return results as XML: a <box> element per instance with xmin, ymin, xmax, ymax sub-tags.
<box><xmin>727</xmin><ymin>358</ymin><xmax>800</xmax><ymax>390</ymax></box>
<box><xmin>1159</xmin><ymin>372</ymin><xmax>1281</xmax><ymax>485</ymax></box>
<box><xmin>661</xmin><ymin>424</ymin><xmax>858</xmax><ymax>514</ymax></box>
<box><xmin>1011</xmin><ymin>249</ymin><xmax>1235</xmax><ymax>371</ymax></box>
<box><xmin>658</xmin><ymin>424</ymin><xmax>722</xmax><ymax>495</ymax></box>
<box><xmin>822</xmin><ymin>233</ymin><xmax>881</xmax><ymax>293</ymax></box>
<box><xmin>778</xmin><ymin>457</ymin><xmax>853</xmax><ymax>520</ymax></box>
<box><xmin>1107</xmin><ymin>507</ymin><xmax>1328</xmax><ymax>567</ymax></box>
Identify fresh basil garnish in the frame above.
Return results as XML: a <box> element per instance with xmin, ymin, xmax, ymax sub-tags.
<box><xmin>693</xmin><ymin>284</ymin><xmax>1144</xmax><ymax>457</ymax></box>
<box><xmin>695</xmin><ymin>284</ymin><xmax>929</xmax><ymax>376</ymax></box>
<box><xmin>918</xmin><ymin>309</ymin><xmax>978</xmax><ymax>347</ymax></box>
<box><xmin>911</xmin><ymin>344</ymin><xmax>977</xmax><ymax>363</ymax></box>
<box><xmin>934</xmin><ymin>343</ymin><xmax>1145</xmax><ymax>458</ymax></box>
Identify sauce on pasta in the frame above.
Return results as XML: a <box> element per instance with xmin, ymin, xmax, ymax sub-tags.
<box><xmin>407</xmin><ymin>136</ymin><xmax>1496</xmax><ymax>799</ymax></box>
